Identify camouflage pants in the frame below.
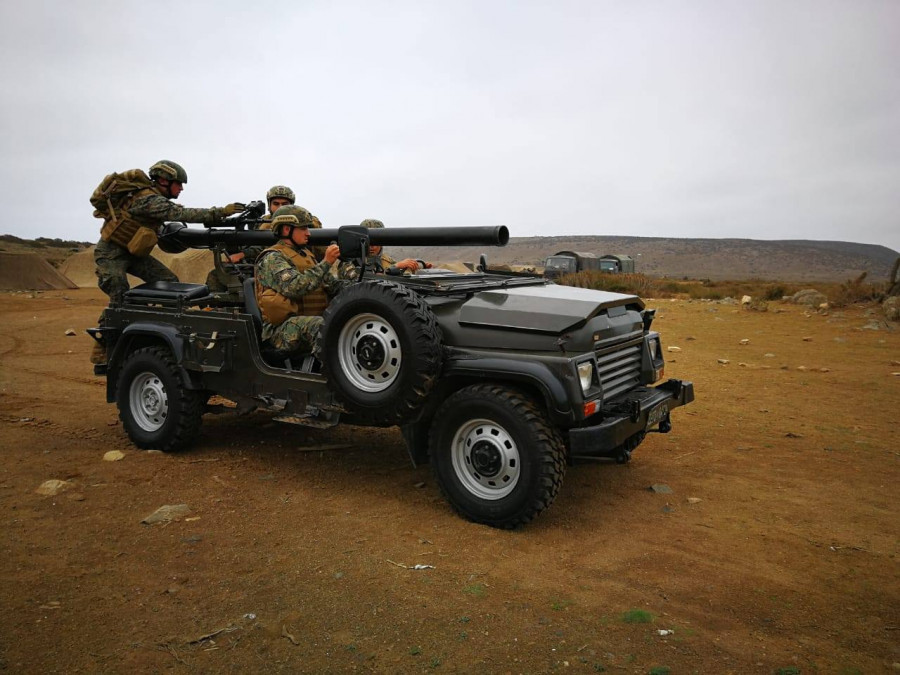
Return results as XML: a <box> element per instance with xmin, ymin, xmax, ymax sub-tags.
<box><xmin>94</xmin><ymin>239</ymin><xmax>177</xmax><ymax>305</ymax></box>
<box><xmin>266</xmin><ymin>316</ymin><xmax>323</xmax><ymax>355</ymax></box>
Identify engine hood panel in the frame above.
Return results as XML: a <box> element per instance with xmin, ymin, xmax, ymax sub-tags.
<box><xmin>458</xmin><ymin>284</ymin><xmax>642</xmax><ymax>332</ymax></box>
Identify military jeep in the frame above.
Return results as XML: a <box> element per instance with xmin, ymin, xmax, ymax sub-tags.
<box><xmin>89</xmin><ymin>221</ymin><xmax>694</xmax><ymax>529</ymax></box>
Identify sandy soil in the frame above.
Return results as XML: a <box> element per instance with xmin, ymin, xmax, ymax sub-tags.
<box><xmin>0</xmin><ymin>288</ymin><xmax>897</xmax><ymax>673</ymax></box>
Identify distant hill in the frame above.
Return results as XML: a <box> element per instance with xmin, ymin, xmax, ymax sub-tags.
<box><xmin>2</xmin><ymin>232</ymin><xmax>896</xmax><ymax>283</ymax></box>
<box><xmin>0</xmin><ymin>234</ymin><xmax>92</xmax><ymax>269</ymax></box>
<box><xmin>390</xmin><ymin>235</ymin><xmax>899</xmax><ymax>282</ymax></box>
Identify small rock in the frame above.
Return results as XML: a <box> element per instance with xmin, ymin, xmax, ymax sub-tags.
<box><xmin>892</xmin><ymin>372</ymin><xmax>900</xmax><ymax>377</ymax></box>
<box><xmin>780</xmin><ymin>365</ymin><xmax>789</xmax><ymax>370</ymax></box>
<box><xmin>685</xmin><ymin>336</ymin><xmax>696</xmax><ymax>341</ymax></box>
<box><xmin>891</xmin><ymin>360</ymin><xmax>900</xmax><ymax>366</ymax></box>
<box><xmin>103</xmin><ymin>450</ymin><xmax>125</xmax><ymax>462</ymax></box>
<box><xmin>819</xmin><ymin>367</ymin><xmax>830</xmax><ymax>373</ymax></box>
<box><xmin>686</xmin><ymin>497</ymin><xmax>701</xmax><ymax>504</ymax></box>
<box><xmin>785</xmin><ymin>432</ymin><xmax>803</xmax><ymax>438</ymax></box>
<box><xmin>142</xmin><ymin>504</ymin><xmax>191</xmax><ymax>525</ymax></box>
<box><xmin>797</xmin><ymin>366</ymin><xmax>808</xmax><ymax>371</ymax></box>
<box><xmin>667</xmin><ymin>346</ymin><xmax>681</xmax><ymax>353</ymax></box>
<box><xmin>819</xmin><ymin>302</ymin><xmax>829</xmax><ymax>310</ymax></box>
<box><xmin>738</xmin><ymin>362</ymin><xmax>748</xmax><ymax>367</ymax></box>
<box><xmin>717</xmin><ymin>359</ymin><xmax>730</xmax><ymax>365</ymax></box>
<box><xmin>67</xmin><ymin>492</ymin><xmax>86</xmax><ymax>502</ymax></box>
<box><xmin>36</xmin><ymin>479</ymin><xmax>71</xmax><ymax>496</ymax></box>
<box><xmin>764</xmin><ymin>353</ymin><xmax>775</xmax><ymax>358</ymax></box>
<box><xmin>648</xmin><ymin>484</ymin><xmax>673</xmax><ymax>494</ymax></box>
<box><xmin>802</xmin><ymin>337</ymin><xmax>813</xmax><ymax>342</ymax></box>
<box><xmin>739</xmin><ymin>339</ymin><xmax>750</xmax><ymax>345</ymax></box>
<box><xmin>740</xmin><ymin>295</ymin><xmax>752</xmax><ymax>305</ymax></box>
<box><xmin>657</xmin><ymin>629</ymin><xmax>674</xmax><ymax>636</ymax></box>
<box><xmin>834</xmin><ymin>337</ymin><xmax>846</xmax><ymax>343</ymax></box>
<box><xmin>64</xmin><ymin>329</ymin><xmax>76</xmax><ymax>336</ymax></box>
<box><xmin>414</xmin><ymin>481</ymin><xmax>426</xmax><ymax>489</ymax></box>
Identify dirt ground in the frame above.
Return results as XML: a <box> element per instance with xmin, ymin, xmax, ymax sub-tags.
<box><xmin>0</xmin><ymin>288</ymin><xmax>897</xmax><ymax>674</ymax></box>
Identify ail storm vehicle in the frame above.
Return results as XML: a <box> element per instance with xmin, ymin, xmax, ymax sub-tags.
<box><xmin>89</xmin><ymin>215</ymin><xmax>694</xmax><ymax>529</ymax></box>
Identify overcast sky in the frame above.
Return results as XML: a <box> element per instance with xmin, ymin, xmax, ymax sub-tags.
<box><xmin>1</xmin><ymin>0</ymin><xmax>898</xmax><ymax>251</ymax></box>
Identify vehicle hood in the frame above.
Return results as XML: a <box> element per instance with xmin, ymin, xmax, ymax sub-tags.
<box><xmin>458</xmin><ymin>284</ymin><xmax>642</xmax><ymax>333</ymax></box>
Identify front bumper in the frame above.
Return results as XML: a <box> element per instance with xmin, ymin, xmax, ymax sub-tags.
<box><xmin>568</xmin><ymin>379</ymin><xmax>694</xmax><ymax>457</ymax></box>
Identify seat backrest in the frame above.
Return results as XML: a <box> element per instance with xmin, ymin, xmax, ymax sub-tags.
<box><xmin>243</xmin><ymin>277</ymin><xmax>262</xmax><ymax>332</ymax></box>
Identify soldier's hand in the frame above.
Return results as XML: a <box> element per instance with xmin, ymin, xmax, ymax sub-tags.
<box><xmin>227</xmin><ymin>252</ymin><xmax>246</xmax><ymax>263</ymax></box>
<box><xmin>395</xmin><ymin>258</ymin><xmax>421</xmax><ymax>272</ymax></box>
<box><xmin>324</xmin><ymin>244</ymin><xmax>341</xmax><ymax>265</ymax></box>
<box><xmin>222</xmin><ymin>202</ymin><xmax>246</xmax><ymax>217</ymax></box>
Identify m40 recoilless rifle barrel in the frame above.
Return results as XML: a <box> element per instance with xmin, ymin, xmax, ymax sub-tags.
<box><xmin>159</xmin><ymin>222</ymin><xmax>510</xmax><ymax>251</ymax></box>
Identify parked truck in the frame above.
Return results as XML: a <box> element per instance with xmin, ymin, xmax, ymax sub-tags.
<box><xmin>544</xmin><ymin>251</ymin><xmax>635</xmax><ymax>278</ymax></box>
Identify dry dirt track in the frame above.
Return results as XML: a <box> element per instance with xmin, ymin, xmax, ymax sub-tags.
<box><xmin>0</xmin><ymin>288</ymin><xmax>898</xmax><ymax>673</ymax></box>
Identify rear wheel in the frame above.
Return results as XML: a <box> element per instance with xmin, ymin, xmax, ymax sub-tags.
<box><xmin>430</xmin><ymin>384</ymin><xmax>566</xmax><ymax>529</ymax></box>
<box><xmin>116</xmin><ymin>346</ymin><xmax>203</xmax><ymax>452</ymax></box>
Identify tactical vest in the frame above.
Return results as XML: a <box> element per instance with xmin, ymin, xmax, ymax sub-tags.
<box><xmin>93</xmin><ymin>170</ymin><xmax>164</xmax><ymax>257</ymax></box>
<box><xmin>256</xmin><ymin>242</ymin><xmax>329</xmax><ymax>327</ymax></box>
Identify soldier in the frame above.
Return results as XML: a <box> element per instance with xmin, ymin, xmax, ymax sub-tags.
<box><xmin>255</xmin><ymin>205</ymin><xmax>348</xmax><ymax>355</ymax></box>
<box><xmin>93</xmin><ymin>160</ymin><xmax>244</xmax><ymax>303</ymax></box>
<box><xmin>90</xmin><ymin>160</ymin><xmax>243</xmax><ymax>362</ymax></box>
<box><xmin>344</xmin><ymin>219</ymin><xmax>432</xmax><ymax>279</ymax></box>
<box><xmin>205</xmin><ymin>184</ymin><xmax>296</xmax><ymax>292</ymax></box>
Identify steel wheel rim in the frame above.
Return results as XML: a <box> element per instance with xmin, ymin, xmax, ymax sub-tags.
<box><xmin>451</xmin><ymin>418</ymin><xmax>520</xmax><ymax>500</ymax></box>
<box><xmin>337</xmin><ymin>313</ymin><xmax>402</xmax><ymax>393</ymax></box>
<box><xmin>129</xmin><ymin>371</ymin><xmax>169</xmax><ymax>432</ymax></box>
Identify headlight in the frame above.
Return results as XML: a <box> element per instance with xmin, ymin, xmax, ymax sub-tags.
<box><xmin>577</xmin><ymin>362</ymin><xmax>594</xmax><ymax>393</ymax></box>
<box><xmin>649</xmin><ymin>337</ymin><xmax>659</xmax><ymax>360</ymax></box>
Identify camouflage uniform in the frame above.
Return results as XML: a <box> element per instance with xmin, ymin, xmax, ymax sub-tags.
<box><xmin>206</xmin><ymin>186</ymin><xmax>298</xmax><ymax>292</ymax></box>
<box><xmin>340</xmin><ymin>219</ymin><xmax>408</xmax><ymax>280</ymax></box>
<box><xmin>94</xmin><ymin>163</ymin><xmax>235</xmax><ymax>304</ymax></box>
<box><xmin>255</xmin><ymin>209</ymin><xmax>349</xmax><ymax>355</ymax></box>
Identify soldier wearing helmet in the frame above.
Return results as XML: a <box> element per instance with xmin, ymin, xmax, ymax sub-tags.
<box><xmin>205</xmin><ymin>184</ymin><xmax>299</xmax><ymax>293</ymax></box>
<box><xmin>344</xmin><ymin>218</ymin><xmax>431</xmax><ymax>278</ymax></box>
<box><xmin>90</xmin><ymin>160</ymin><xmax>244</xmax><ymax>363</ymax></box>
<box><xmin>254</xmin><ymin>205</ymin><xmax>348</xmax><ymax>355</ymax></box>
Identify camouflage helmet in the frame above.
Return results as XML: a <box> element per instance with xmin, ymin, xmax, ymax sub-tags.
<box><xmin>271</xmin><ymin>205</ymin><xmax>314</xmax><ymax>237</ymax></box>
<box><xmin>360</xmin><ymin>218</ymin><xmax>384</xmax><ymax>229</ymax></box>
<box><xmin>149</xmin><ymin>160</ymin><xmax>188</xmax><ymax>183</ymax></box>
<box><xmin>266</xmin><ymin>185</ymin><xmax>296</xmax><ymax>204</ymax></box>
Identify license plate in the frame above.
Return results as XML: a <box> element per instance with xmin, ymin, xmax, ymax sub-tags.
<box><xmin>645</xmin><ymin>402</ymin><xmax>668</xmax><ymax>430</ymax></box>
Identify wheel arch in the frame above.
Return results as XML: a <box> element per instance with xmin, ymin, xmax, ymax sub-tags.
<box><xmin>106</xmin><ymin>324</ymin><xmax>201</xmax><ymax>402</ymax></box>
<box><xmin>441</xmin><ymin>357</ymin><xmax>574</xmax><ymax>425</ymax></box>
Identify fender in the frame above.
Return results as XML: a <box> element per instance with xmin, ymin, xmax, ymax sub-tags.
<box><xmin>106</xmin><ymin>322</ymin><xmax>202</xmax><ymax>402</ymax></box>
<box><xmin>442</xmin><ymin>351</ymin><xmax>575</xmax><ymax>423</ymax></box>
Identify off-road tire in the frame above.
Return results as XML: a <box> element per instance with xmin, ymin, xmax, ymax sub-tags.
<box><xmin>116</xmin><ymin>346</ymin><xmax>203</xmax><ymax>452</ymax></box>
<box><xmin>318</xmin><ymin>280</ymin><xmax>442</xmax><ymax>426</ymax></box>
<box><xmin>430</xmin><ymin>384</ymin><xmax>567</xmax><ymax>529</ymax></box>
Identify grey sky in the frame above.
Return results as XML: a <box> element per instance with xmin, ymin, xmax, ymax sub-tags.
<box><xmin>1</xmin><ymin>0</ymin><xmax>898</xmax><ymax>251</ymax></box>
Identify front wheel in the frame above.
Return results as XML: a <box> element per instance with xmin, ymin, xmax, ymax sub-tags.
<box><xmin>430</xmin><ymin>384</ymin><xmax>567</xmax><ymax>529</ymax></box>
<box><xmin>116</xmin><ymin>346</ymin><xmax>203</xmax><ymax>452</ymax></box>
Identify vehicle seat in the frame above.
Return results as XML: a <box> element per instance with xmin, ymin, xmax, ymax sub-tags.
<box><xmin>243</xmin><ymin>277</ymin><xmax>318</xmax><ymax>373</ymax></box>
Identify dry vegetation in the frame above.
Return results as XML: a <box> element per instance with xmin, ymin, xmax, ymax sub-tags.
<box><xmin>558</xmin><ymin>270</ymin><xmax>897</xmax><ymax>308</ymax></box>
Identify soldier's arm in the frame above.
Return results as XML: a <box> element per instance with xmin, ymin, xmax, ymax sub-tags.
<box><xmin>257</xmin><ymin>252</ymin><xmax>331</xmax><ymax>300</ymax></box>
<box><xmin>129</xmin><ymin>193</ymin><xmax>223</xmax><ymax>226</ymax></box>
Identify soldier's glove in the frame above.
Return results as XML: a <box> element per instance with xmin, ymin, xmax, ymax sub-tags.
<box><xmin>222</xmin><ymin>202</ymin><xmax>246</xmax><ymax>217</ymax></box>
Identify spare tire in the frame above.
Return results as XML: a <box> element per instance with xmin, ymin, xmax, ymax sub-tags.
<box><xmin>317</xmin><ymin>279</ymin><xmax>442</xmax><ymax>425</ymax></box>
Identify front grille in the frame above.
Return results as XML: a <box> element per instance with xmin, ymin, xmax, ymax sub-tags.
<box><xmin>596</xmin><ymin>336</ymin><xmax>643</xmax><ymax>401</ymax></box>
